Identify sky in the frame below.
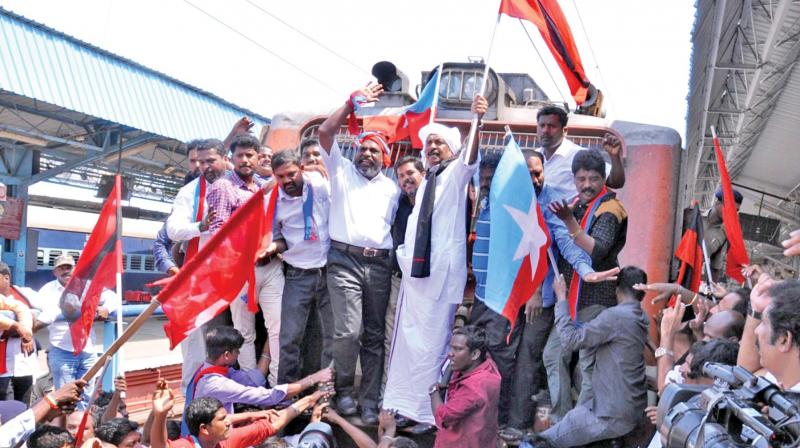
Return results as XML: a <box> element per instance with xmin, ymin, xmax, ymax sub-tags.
<box><xmin>0</xmin><ymin>0</ymin><xmax>696</xmax><ymax>142</ymax></box>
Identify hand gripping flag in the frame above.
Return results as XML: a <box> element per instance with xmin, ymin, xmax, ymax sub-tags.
<box><xmin>499</xmin><ymin>0</ymin><xmax>591</xmax><ymax>105</ymax></box>
<box><xmin>672</xmin><ymin>201</ymin><xmax>705</xmax><ymax>305</ymax></box>
<box><xmin>159</xmin><ymin>186</ymin><xmax>277</xmax><ymax>349</ymax></box>
<box><xmin>484</xmin><ymin>136</ymin><xmax>550</xmax><ymax>326</ymax></box>
<box><xmin>362</xmin><ymin>67</ymin><xmax>440</xmax><ymax>148</ymax></box>
<box><xmin>711</xmin><ymin>130</ymin><xmax>749</xmax><ymax>283</ymax></box>
<box><xmin>60</xmin><ymin>176</ymin><xmax>122</xmax><ymax>355</ymax></box>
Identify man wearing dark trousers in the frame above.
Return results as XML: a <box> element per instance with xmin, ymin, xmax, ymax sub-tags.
<box><xmin>317</xmin><ymin>83</ymin><xmax>400</xmax><ymax>424</ymax></box>
<box><xmin>270</xmin><ymin>150</ymin><xmax>334</xmax><ymax>385</ymax></box>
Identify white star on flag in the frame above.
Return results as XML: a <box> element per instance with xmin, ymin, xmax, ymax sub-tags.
<box><xmin>503</xmin><ymin>198</ymin><xmax>547</xmax><ymax>279</ymax></box>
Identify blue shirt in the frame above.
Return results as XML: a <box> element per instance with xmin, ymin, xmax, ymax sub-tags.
<box><xmin>471</xmin><ymin>185</ymin><xmax>593</xmax><ymax>307</ymax></box>
<box><xmin>472</xmin><ymin>202</ymin><xmax>490</xmax><ymax>301</ymax></box>
<box><xmin>152</xmin><ymin>223</ymin><xmax>176</xmax><ymax>272</ymax></box>
<box><xmin>538</xmin><ymin>184</ymin><xmax>593</xmax><ymax>307</ymax></box>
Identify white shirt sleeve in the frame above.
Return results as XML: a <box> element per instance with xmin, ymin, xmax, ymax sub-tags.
<box><xmin>320</xmin><ymin>140</ymin><xmax>346</xmax><ymax>176</ymax></box>
<box><xmin>166</xmin><ymin>183</ymin><xmax>202</xmax><ymax>242</ymax></box>
<box><xmin>99</xmin><ymin>289</ymin><xmax>121</xmax><ymax>315</ymax></box>
<box><xmin>0</xmin><ymin>409</ymin><xmax>35</xmax><ymax>448</ymax></box>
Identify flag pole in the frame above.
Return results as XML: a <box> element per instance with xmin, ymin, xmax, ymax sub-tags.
<box><xmin>114</xmin><ymin>145</ymin><xmax>125</xmax><ymax>397</ymax></box>
<box><xmin>429</xmin><ymin>62</ymin><xmax>444</xmax><ymax>125</ymax></box>
<box><xmin>82</xmin><ymin>299</ymin><xmax>161</xmax><ymax>382</ymax></box>
<box><xmin>464</xmin><ymin>12</ymin><xmax>502</xmax><ymax>163</ymax></box>
<box><xmin>505</xmin><ymin>125</ymin><xmax>562</xmax><ymax>279</ymax></box>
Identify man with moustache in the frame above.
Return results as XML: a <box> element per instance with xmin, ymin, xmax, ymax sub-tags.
<box><xmin>545</xmin><ymin>150</ymin><xmax>628</xmax><ymax>420</ymax></box>
<box><xmin>534</xmin><ymin>106</ymin><xmax>624</xmax><ymax>198</ymax></box>
<box><xmin>268</xmin><ymin>150</ymin><xmax>334</xmax><ymax>385</ymax></box>
<box><xmin>166</xmin><ymin>138</ymin><xmax>228</xmax><ymax>393</ymax></box>
<box><xmin>317</xmin><ymin>83</ymin><xmax>400</xmax><ymax>423</ymax></box>
<box><xmin>207</xmin><ymin>134</ymin><xmax>284</xmax><ymax>384</ymax></box>
<box><xmin>37</xmin><ymin>255</ymin><xmax>118</xmax><ymax>408</ymax></box>
<box><xmin>300</xmin><ymin>139</ymin><xmax>324</xmax><ymax>168</ymax></box>
<box><xmin>256</xmin><ymin>145</ymin><xmax>274</xmax><ymax>181</ymax></box>
<box><xmin>383</xmin><ymin>156</ymin><xmax>424</xmax><ymax>400</ymax></box>
<box><xmin>383</xmin><ymin>95</ymin><xmax>486</xmax><ymax>428</ymax></box>
<box><xmin>469</xmin><ymin>148</ymin><xmax>616</xmax><ymax>436</ymax></box>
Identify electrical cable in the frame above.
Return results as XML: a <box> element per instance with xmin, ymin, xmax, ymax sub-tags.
<box><xmin>182</xmin><ymin>0</ymin><xmax>339</xmax><ymax>94</ymax></box>
<box><xmin>518</xmin><ymin>19</ymin><xmax>570</xmax><ymax>105</ymax></box>
<box><xmin>571</xmin><ymin>0</ymin><xmax>613</xmax><ymax>104</ymax></box>
<box><xmin>243</xmin><ymin>0</ymin><xmax>371</xmax><ymax>77</ymax></box>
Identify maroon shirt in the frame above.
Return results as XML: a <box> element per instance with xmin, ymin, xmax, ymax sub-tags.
<box><xmin>434</xmin><ymin>358</ymin><xmax>501</xmax><ymax>448</ymax></box>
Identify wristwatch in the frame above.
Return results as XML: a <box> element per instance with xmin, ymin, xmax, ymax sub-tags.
<box><xmin>749</xmin><ymin>308</ymin><xmax>762</xmax><ymax>320</ymax></box>
<box><xmin>428</xmin><ymin>384</ymin><xmax>440</xmax><ymax>395</ymax></box>
<box><xmin>655</xmin><ymin>347</ymin><xmax>674</xmax><ymax>359</ymax></box>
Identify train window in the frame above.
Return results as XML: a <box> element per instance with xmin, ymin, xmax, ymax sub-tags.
<box><xmin>121</xmin><ymin>254</ymin><xmax>128</xmax><ymax>270</ymax></box>
<box><xmin>48</xmin><ymin>250</ymin><xmax>62</xmax><ymax>267</ymax></box>
<box><xmin>68</xmin><ymin>251</ymin><xmax>80</xmax><ymax>264</ymax></box>
<box><xmin>144</xmin><ymin>255</ymin><xmax>155</xmax><ymax>272</ymax></box>
<box><xmin>129</xmin><ymin>255</ymin><xmax>142</xmax><ymax>272</ymax></box>
<box><xmin>37</xmin><ymin>250</ymin><xmax>44</xmax><ymax>267</ymax></box>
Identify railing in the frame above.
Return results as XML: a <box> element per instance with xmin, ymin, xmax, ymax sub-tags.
<box><xmin>300</xmin><ymin>124</ymin><xmax>609</xmax><ymax>179</ymax></box>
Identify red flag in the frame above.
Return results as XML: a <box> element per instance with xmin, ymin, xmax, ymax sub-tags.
<box><xmin>499</xmin><ymin>0</ymin><xmax>591</xmax><ymax>105</ymax></box>
<box><xmin>711</xmin><ymin>130</ymin><xmax>749</xmax><ymax>283</ymax></box>
<box><xmin>159</xmin><ymin>187</ymin><xmax>275</xmax><ymax>349</ymax></box>
<box><xmin>60</xmin><ymin>176</ymin><xmax>122</xmax><ymax>355</ymax></box>
<box><xmin>672</xmin><ymin>202</ymin><xmax>704</xmax><ymax>305</ymax></box>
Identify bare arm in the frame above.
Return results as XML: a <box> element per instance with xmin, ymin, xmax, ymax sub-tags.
<box><xmin>738</xmin><ymin>273</ymin><xmax>773</xmax><ymax>372</ymax></box>
<box><xmin>603</xmin><ymin>133</ymin><xmax>625</xmax><ymax>189</ymax></box>
<box><xmin>318</xmin><ymin>84</ymin><xmax>384</xmax><ymax>152</ymax></box>
<box><xmin>325</xmin><ymin>408</ymin><xmax>377</xmax><ymax>448</ymax></box>
<box><xmin>468</xmin><ymin>95</ymin><xmax>489</xmax><ymax>165</ymax></box>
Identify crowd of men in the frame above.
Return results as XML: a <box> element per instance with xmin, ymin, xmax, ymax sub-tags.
<box><xmin>0</xmin><ymin>82</ymin><xmax>800</xmax><ymax>448</ymax></box>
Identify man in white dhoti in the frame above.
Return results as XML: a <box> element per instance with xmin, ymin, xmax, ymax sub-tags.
<box><xmin>383</xmin><ymin>96</ymin><xmax>487</xmax><ymax>428</ymax></box>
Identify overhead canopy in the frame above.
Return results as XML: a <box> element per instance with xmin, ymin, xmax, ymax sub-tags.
<box><xmin>0</xmin><ymin>6</ymin><xmax>270</xmax><ymax>202</ymax></box>
<box><xmin>685</xmin><ymin>0</ymin><xmax>800</xmax><ymax>270</ymax></box>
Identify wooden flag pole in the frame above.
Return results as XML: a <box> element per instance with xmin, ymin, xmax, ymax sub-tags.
<box><xmin>429</xmin><ymin>62</ymin><xmax>444</xmax><ymax>125</ymax></box>
<box><xmin>464</xmin><ymin>12</ymin><xmax>502</xmax><ymax>163</ymax></box>
<box><xmin>81</xmin><ymin>299</ymin><xmax>161</xmax><ymax>383</ymax></box>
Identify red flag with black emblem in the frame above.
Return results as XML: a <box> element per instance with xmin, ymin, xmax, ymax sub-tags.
<box><xmin>60</xmin><ymin>176</ymin><xmax>123</xmax><ymax>355</ymax></box>
<box><xmin>499</xmin><ymin>0</ymin><xmax>592</xmax><ymax>104</ymax></box>
<box><xmin>711</xmin><ymin>129</ymin><xmax>749</xmax><ymax>283</ymax></box>
<box><xmin>672</xmin><ymin>202</ymin><xmax>705</xmax><ymax>305</ymax></box>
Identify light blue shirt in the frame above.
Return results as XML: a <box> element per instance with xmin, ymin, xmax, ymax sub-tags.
<box><xmin>0</xmin><ymin>408</ymin><xmax>35</xmax><ymax>448</ymax></box>
<box><xmin>538</xmin><ymin>184</ymin><xmax>593</xmax><ymax>307</ymax></box>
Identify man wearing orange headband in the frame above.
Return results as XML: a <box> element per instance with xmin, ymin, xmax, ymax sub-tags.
<box><xmin>316</xmin><ymin>83</ymin><xmax>401</xmax><ymax>424</ymax></box>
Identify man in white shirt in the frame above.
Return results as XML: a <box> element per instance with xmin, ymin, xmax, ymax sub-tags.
<box><xmin>165</xmin><ymin>138</ymin><xmax>228</xmax><ymax>393</ymax></box>
<box><xmin>383</xmin><ymin>97</ymin><xmax>484</xmax><ymax>428</ymax></box>
<box><xmin>0</xmin><ymin>262</ymin><xmax>38</xmax><ymax>404</ymax></box>
<box><xmin>317</xmin><ymin>83</ymin><xmax>400</xmax><ymax>423</ymax></box>
<box><xmin>37</xmin><ymin>254</ymin><xmax>119</xmax><ymax>410</ymax></box>
<box><xmin>269</xmin><ymin>150</ymin><xmax>334</xmax><ymax>385</ymax></box>
<box><xmin>534</xmin><ymin>106</ymin><xmax>624</xmax><ymax>199</ymax></box>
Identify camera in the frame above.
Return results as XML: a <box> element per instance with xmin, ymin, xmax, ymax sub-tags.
<box><xmin>657</xmin><ymin>363</ymin><xmax>800</xmax><ymax>447</ymax></box>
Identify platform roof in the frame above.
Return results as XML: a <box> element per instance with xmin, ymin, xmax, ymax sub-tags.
<box><xmin>0</xmin><ymin>6</ymin><xmax>269</xmax><ymax>202</ymax></box>
<box><xmin>685</xmin><ymin>0</ymin><xmax>800</xmax><ymax>270</ymax></box>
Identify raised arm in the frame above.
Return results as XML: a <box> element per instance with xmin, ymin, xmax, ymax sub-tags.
<box><xmin>468</xmin><ymin>95</ymin><xmax>489</xmax><ymax>165</ymax></box>
<box><xmin>318</xmin><ymin>83</ymin><xmax>384</xmax><ymax>152</ymax></box>
<box><xmin>603</xmin><ymin>133</ymin><xmax>625</xmax><ymax>189</ymax></box>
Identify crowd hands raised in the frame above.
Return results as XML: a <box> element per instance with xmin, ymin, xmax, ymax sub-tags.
<box><xmin>4</xmin><ymin>79</ymin><xmax>800</xmax><ymax>448</ymax></box>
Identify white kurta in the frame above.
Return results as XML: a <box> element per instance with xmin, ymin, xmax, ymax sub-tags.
<box><xmin>383</xmin><ymin>149</ymin><xmax>476</xmax><ymax>424</ymax></box>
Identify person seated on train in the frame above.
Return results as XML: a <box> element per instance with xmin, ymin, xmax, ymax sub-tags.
<box><xmin>703</xmin><ymin>187</ymin><xmax>743</xmax><ymax>281</ymax></box>
<box><xmin>37</xmin><ymin>254</ymin><xmax>119</xmax><ymax>410</ymax></box>
<box><xmin>180</xmin><ymin>326</ymin><xmax>332</xmax><ymax>436</ymax></box>
<box><xmin>534</xmin><ymin>105</ymin><xmax>625</xmax><ymax>199</ymax></box>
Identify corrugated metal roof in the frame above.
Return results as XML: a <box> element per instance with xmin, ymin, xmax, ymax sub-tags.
<box><xmin>0</xmin><ymin>7</ymin><xmax>269</xmax><ymax>142</ymax></box>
